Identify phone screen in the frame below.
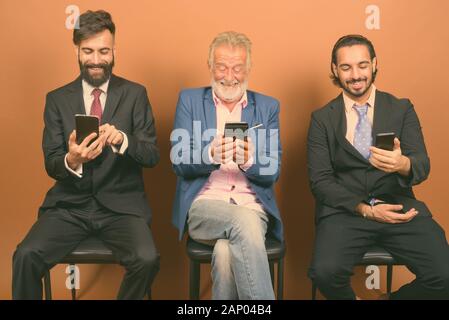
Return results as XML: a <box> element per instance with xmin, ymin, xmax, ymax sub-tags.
<box><xmin>75</xmin><ymin>115</ymin><xmax>99</xmax><ymax>146</ymax></box>
<box><xmin>224</xmin><ymin>122</ymin><xmax>249</xmax><ymax>141</ymax></box>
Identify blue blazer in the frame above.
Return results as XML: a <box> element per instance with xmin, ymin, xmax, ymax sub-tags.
<box><xmin>171</xmin><ymin>87</ymin><xmax>283</xmax><ymax>241</ymax></box>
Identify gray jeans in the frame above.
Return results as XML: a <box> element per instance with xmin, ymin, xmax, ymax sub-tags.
<box><xmin>188</xmin><ymin>199</ymin><xmax>274</xmax><ymax>300</ymax></box>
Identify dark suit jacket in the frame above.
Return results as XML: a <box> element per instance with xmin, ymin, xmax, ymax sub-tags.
<box><xmin>39</xmin><ymin>74</ymin><xmax>159</xmax><ymax>223</ymax></box>
<box><xmin>307</xmin><ymin>90</ymin><xmax>431</xmax><ymax>223</ymax></box>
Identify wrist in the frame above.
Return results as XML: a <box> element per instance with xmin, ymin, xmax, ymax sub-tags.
<box><xmin>364</xmin><ymin>204</ymin><xmax>374</xmax><ymax>219</ymax></box>
<box><xmin>357</xmin><ymin>203</ymin><xmax>373</xmax><ymax>219</ymax></box>
<box><xmin>398</xmin><ymin>155</ymin><xmax>411</xmax><ymax>176</ymax></box>
<box><xmin>67</xmin><ymin>153</ymin><xmax>79</xmax><ymax>170</ymax></box>
<box><xmin>118</xmin><ymin>132</ymin><xmax>124</xmax><ymax>145</ymax></box>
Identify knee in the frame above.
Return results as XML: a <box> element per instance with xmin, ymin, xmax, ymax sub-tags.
<box><xmin>230</xmin><ymin>212</ymin><xmax>266</xmax><ymax>243</ymax></box>
<box><xmin>132</xmin><ymin>250</ymin><xmax>160</xmax><ymax>272</ymax></box>
<box><xmin>311</xmin><ymin>261</ymin><xmax>348</xmax><ymax>288</ymax></box>
<box><xmin>13</xmin><ymin>244</ymin><xmax>41</xmax><ymax>266</ymax></box>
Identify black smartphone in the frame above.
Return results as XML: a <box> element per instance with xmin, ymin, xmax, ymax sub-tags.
<box><xmin>224</xmin><ymin>122</ymin><xmax>249</xmax><ymax>141</ymax></box>
<box><xmin>375</xmin><ymin>132</ymin><xmax>395</xmax><ymax>151</ymax></box>
<box><xmin>75</xmin><ymin>114</ymin><xmax>99</xmax><ymax>146</ymax></box>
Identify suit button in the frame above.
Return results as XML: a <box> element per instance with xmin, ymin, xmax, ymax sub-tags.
<box><xmin>231</xmin><ymin>185</ymin><xmax>235</xmax><ymax>191</ymax></box>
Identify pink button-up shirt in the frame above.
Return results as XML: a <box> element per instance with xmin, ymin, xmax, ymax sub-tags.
<box><xmin>193</xmin><ymin>91</ymin><xmax>265</xmax><ymax>214</ymax></box>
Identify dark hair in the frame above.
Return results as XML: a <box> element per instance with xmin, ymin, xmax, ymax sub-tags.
<box><xmin>330</xmin><ymin>34</ymin><xmax>377</xmax><ymax>86</ymax></box>
<box><xmin>73</xmin><ymin>10</ymin><xmax>115</xmax><ymax>45</ymax></box>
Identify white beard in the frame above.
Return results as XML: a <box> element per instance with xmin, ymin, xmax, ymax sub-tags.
<box><xmin>211</xmin><ymin>79</ymin><xmax>248</xmax><ymax>102</ymax></box>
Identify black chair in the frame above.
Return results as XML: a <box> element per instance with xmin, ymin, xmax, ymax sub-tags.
<box><xmin>186</xmin><ymin>237</ymin><xmax>286</xmax><ymax>300</ymax></box>
<box><xmin>311</xmin><ymin>246</ymin><xmax>399</xmax><ymax>299</ymax></box>
<box><xmin>43</xmin><ymin>236</ymin><xmax>152</xmax><ymax>300</ymax></box>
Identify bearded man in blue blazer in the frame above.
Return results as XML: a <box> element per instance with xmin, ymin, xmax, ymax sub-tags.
<box><xmin>171</xmin><ymin>31</ymin><xmax>283</xmax><ymax>300</ymax></box>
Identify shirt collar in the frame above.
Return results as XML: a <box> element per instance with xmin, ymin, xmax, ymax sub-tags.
<box><xmin>343</xmin><ymin>84</ymin><xmax>376</xmax><ymax>113</ymax></box>
<box><xmin>212</xmin><ymin>89</ymin><xmax>248</xmax><ymax>109</ymax></box>
<box><xmin>82</xmin><ymin>79</ymin><xmax>110</xmax><ymax>96</ymax></box>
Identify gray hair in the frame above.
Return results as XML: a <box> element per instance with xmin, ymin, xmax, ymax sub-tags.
<box><xmin>208</xmin><ymin>31</ymin><xmax>252</xmax><ymax>70</ymax></box>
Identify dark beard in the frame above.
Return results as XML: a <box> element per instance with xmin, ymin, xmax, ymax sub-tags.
<box><xmin>342</xmin><ymin>77</ymin><xmax>373</xmax><ymax>98</ymax></box>
<box><xmin>79</xmin><ymin>58</ymin><xmax>114</xmax><ymax>87</ymax></box>
<box><xmin>336</xmin><ymin>69</ymin><xmax>376</xmax><ymax>98</ymax></box>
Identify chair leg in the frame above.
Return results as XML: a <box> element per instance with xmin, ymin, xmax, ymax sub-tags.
<box><xmin>386</xmin><ymin>264</ymin><xmax>393</xmax><ymax>296</ymax></box>
<box><xmin>311</xmin><ymin>282</ymin><xmax>317</xmax><ymax>300</ymax></box>
<box><xmin>269</xmin><ymin>261</ymin><xmax>275</xmax><ymax>290</ymax></box>
<box><xmin>70</xmin><ymin>264</ymin><xmax>76</xmax><ymax>300</ymax></box>
<box><xmin>189</xmin><ymin>260</ymin><xmax>200</xmax><ymax>300</ymax></box>
<box><xmin>277</xmin><ymin>258</ymin><xmax>284</xmax><ymax>300</ymax></box>
<box><xmin>43</xmin><ymin>270</ymin><xmax>52</xmax><ymax>300</ymax></box>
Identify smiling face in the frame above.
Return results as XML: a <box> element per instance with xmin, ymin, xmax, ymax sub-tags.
<box><xmin>77</xmin><ymin>29</ymin><xmax>115</xmax><ymax>87</ymax></box>
<box><xmin>210</xmin><ymin>44</ymin><xmax>249</xmax><ymax>103</ymax></box>
<box><xmin>332</xmin><ymin>44</ymin><xmax>377</xmax><ymax>102</ymax></box>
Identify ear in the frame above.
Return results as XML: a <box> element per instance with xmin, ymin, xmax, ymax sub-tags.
<box><xmin>207</xmin><ymin>58</ymin><xmax>214</xmax><ymax>72</ymax></box>
<box><xmin>372</xmin><ymin>57</ymin><xmax>377</xmax><ymax>73</ymax></box>
<box><xmin>74</xmin><ymin>45</ymin><xmax>79</xmax><ymax>59</ymax></box>
<box><xmin>246</xmin><ymin>64</ymin><xmax>251</xmax><ymax>75</ymax></box>
<box><xmin>332</xmin><ymin>63</ymin><xmax>338</xmax><ymax>77</ymax></box>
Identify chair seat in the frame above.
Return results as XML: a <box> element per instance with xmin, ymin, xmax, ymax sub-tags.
<box><xmin>60</xmin><ymin>237</ymin><xmax>118</xmax><ymax>264</ymax></box>
<box><xmin>186</xmin><ymin>237</ymin><xmax>285</xmax><ymax>262</ymax></box>
<box><xmin>359</xmin><ymin>246</ymin><xmax>396</xmax><ymax>265</ymax></box>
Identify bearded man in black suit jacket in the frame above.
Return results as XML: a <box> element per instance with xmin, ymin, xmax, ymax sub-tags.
<box><xmin>12</xmin><ymin>10</ymin><xmax>160</xmax><ymax>299</ymax></box>
<box><xmin>307</xmin><ymin>35</ymin><xmax>449</xmax><ymax>300</ymax></box>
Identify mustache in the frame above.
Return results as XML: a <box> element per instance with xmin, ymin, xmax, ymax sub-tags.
<box><xmin>83</xmin><ymin>63</ymin><xmax>110</xmax><ymax>69</ymax></box>
<box><xmin>79</xmin><ymin>58</ymin><xmax>114</xmax><ymax>87</ymax></box>
<box><xmin>219</xmin><ymin>79</ymin><xmax>240</xmax><ymax>86</ymax></box>
<box><xmin>346</xmin><ymin>78</ymin><xmax>367</xmax><ymax>84</ymax></box>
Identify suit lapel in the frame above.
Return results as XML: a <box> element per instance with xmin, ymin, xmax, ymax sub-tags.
<box><xmin>330</xmin><ymin>94</ymin><xmax>369</xmax><ymax>163</ymax></box>
<box><xmin>66</xmin><ymin>76</ymin><xmax>85</xmax><ymax>116</ymax></box>
<box><xmin>203</xmin><ymin>88</ymin><xmax>217</xmax><ymax>133</ymax></box>
<box><xmin>241</xmin><ymin>91</ymin><xmax>256</xmax><ymax>127</ymax></box>
<box><xmin>371</xmin><ymin>91</ymin><xmax>391</xmax><ymax>141</ymax></box>
<box><xmin>102</xmin><ymin>75</ymin><xmax>123</xmax><ymax>125</ymax></box>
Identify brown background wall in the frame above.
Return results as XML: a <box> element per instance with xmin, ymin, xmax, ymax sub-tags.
<box><xmin>0</xmin><ymin>0</ymin><xmax>448</xmax><ymax>299</ymax></box>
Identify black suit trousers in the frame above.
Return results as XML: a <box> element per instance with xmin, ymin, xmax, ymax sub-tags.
<box><xmin>12</xmin><ymin>203</ymin><xmax>159</xmax><ymax>300</ymax></box>
<box><xmin>308</xmin><ymin>213</ymin><xmax>449</xmax><ymax>299</ymax></box>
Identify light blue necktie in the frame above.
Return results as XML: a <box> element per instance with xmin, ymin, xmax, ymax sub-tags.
<box><xmin>353</xmin><ymin>104</ymin><xmax>372</xmax><ymax>159</ymax></box>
